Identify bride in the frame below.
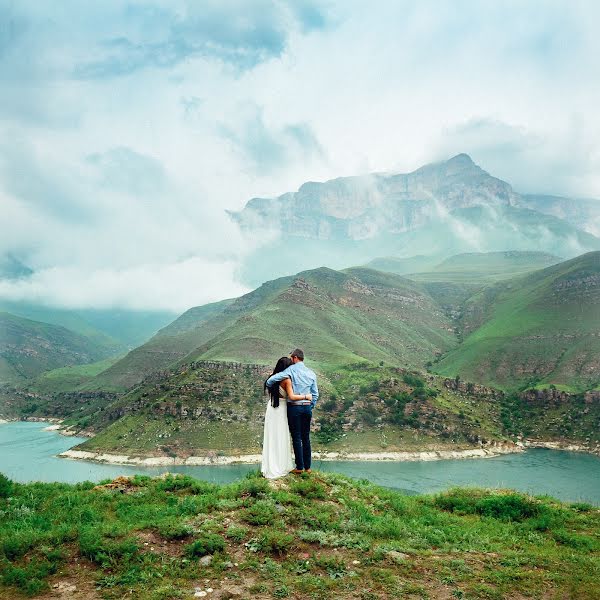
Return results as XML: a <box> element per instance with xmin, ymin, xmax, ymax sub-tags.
<box><xmin>261</xmin><ymin>356</ymin><xmax>308</xmax><ymax>479</ymax></box>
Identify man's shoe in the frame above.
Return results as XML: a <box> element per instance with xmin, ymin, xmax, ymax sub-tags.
<box><xmin>304</xmin><ymin>469</ymin><xmax>312</xmax><ymax>474</ymax></box>
<box><xmin>290</xmin><ymin>469</ymin><xmax>303</xmax><ymax>475</ymax></box>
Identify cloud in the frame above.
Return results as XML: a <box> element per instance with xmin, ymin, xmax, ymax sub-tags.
<box><xmin>0</xmin><ymin>258</ymin><xmax>247</xmax><ymax>312</ymax></box>
<box><xmin>434</xmin><ymin>117</ymin><xmax>600</xmax><ymax>196</ymax></box>
<box><xmin>220</xmin><ymin>106</ymin><xmax>324</xmax><ymax>174</ymax></box>
<box><xmin>72</xmin><ymin>0</ymin><xmax>332</xmax><ymax>79</ymax></box>
<box><xmin>1</xmin><ymin>0</ymin><xmax>599</xmax><ymax>313</ymax></box>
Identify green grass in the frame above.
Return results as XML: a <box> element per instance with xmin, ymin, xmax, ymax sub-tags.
<box><xmin>0</xmin><ymin>312</ymin><xmax>115</xmax><ymax>384</ymax></box>
<box><xmin>0</xmin><ymin>472</ymin><xmax>598</xmax><ymax>599</ymax></box>
<box><xmin>27</xmin><ymin>356</ymin><xmax>122</xmax><ymax>393</ymax></box>
<box><xmin>435</xmin><ymin>252</ymin><xmax>600</xmax><ymax>392</ymax></box>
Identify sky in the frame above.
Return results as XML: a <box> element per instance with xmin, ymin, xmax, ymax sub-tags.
<box><xmin>1</xmin><ymin>0</ymin><xmax>599</xmax><ymax>312</ymax></box>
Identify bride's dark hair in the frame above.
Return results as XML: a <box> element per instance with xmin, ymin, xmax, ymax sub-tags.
<box><xmin>265</xmin><ymin>356</ymin><xmax>293</xmax><ymax>408</ymax></box>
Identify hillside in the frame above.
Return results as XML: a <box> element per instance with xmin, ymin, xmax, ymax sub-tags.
<box><xmin>52</xmin><ymin>358</ymin><xmax>598</xmax><ymax>461</ymax></box>
<box><xmin>182</xmin><ymin>267</ymin><xmax>456</xmax><ymax>369</ymax></box>
<box><xmin>1</xmin><ymin>472</ymin><xmax>597</xmax><ymax>599</ymax></box>
<box><xmin>0</xmin><ymin>312</ymin><xmax>116</xmax><ymax>384</ymax></box>
<box><xmin>89</xmin><ymin>298</ymin><xmax>236</xmax><ymax>390</ymax></box>
<box><xmin>407</xmin><ymin>250</ymin><xmax>561</xmax><ymax>283</ymax></box>
<box><xmin>0</xmin><ymin>300</ymin><xmax>176</xmax><ymax>350</ymax></box>
<box><xmin>88</xmin><ymin>267</ymin><xmax>456</xmax><ymax>392</ymax></box>
<box><xmin>435</xmin><ymin>252</ymin><xmax>600</xmax><ymax>392</ymax></box>
<box><xmin>70</xmin><ymin>363</ymin><xmax>505</xmax><ymax>457</ymax></box>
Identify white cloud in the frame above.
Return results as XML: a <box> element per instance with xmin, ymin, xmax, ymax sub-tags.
<box><xmin>0</xmin><ymin>258</ymin><xmax>247</xmax><ymax>312</ymax></box>
<box><xmin>1</xmin><ymin>0</ymin><xmax>599</xmax><ymax>311</ymax></box>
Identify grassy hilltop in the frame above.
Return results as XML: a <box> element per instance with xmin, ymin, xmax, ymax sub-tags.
<box><xmin>0</xmin><ymin>471</ymin><xmax>598</xmax><ymax>600</ymax></box>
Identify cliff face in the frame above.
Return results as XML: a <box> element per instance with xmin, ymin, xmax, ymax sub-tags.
<box><xmin>231</xmin><ymin>154</ymin><xmax>519</xmax><ymax>241</ymax></box>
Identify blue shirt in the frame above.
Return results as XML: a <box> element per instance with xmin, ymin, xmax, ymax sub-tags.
<box><xmin>266</xmin><ymin>361</ymin><xmax>319</xmax><ymax>408</ymax></box>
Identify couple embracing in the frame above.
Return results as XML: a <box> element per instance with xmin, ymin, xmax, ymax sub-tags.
<box><xmin>261</xmin><ymin>349</ymin><xmax>319</xmax><ymax>479</ymax></box>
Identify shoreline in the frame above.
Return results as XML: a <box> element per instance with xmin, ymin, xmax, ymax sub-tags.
<box><xmin>5</xmin><ymin>419</ymin><xmax>599</xmax><ymax>464</ymax></box>
<box><xmin>59</xmin><ymin>444</ymin><xmax>523</xmax><ymax>467</ymax></box>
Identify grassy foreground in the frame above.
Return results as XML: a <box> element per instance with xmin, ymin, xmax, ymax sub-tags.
<box><xmin>0</xmin><ymin>472</ymin><xmax>598</xmax><ymax>600</ymax></box>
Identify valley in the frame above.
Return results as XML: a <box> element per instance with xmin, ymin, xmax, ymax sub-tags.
<box><xmin>2</xmin><ymin>156</ymin><xmax>599</xmax><ymax>465</ymax></box>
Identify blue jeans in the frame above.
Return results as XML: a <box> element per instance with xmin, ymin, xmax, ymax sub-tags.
<box><xmin>287</xmin><ymin>404</ymin><xmax>312</xmax><ymax>470</ymax></box>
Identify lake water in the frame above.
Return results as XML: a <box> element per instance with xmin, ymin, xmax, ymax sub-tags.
<box><xmin>2</xmin><ymin>422</ymin><xmax>599</xmax><ymax>505</ymax></box>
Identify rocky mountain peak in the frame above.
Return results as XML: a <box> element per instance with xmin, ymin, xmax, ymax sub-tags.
<box><xmin>231</xmin><ymin>154</ymin><xmax>518</xmax><ymax>241</ymax></box>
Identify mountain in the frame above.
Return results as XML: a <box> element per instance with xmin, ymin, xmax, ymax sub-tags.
<box><xmin>232</xmin><ymin>153</ymin><xmax>517</xmax><ymax>240</ymax></box>
<box><xmin>88</xmin><ymin>267</ymin><xmax>456</xmax><ymax>391</ymax></box>
<box><xmin>519</xmin><ymin>194</ymin><xmax>600</xmax><ymax>237</ymax></box>
<box><xmin>435</xmin><ymin>251</ymin><xmax>600</xmax><ymax>392</ymax></box>
<box><xmin>0</xmin><ymin>300</ymin><xmax>176</xmax><ymax>350</ymax></box>
<box><xmin>232</xmin><ymin>154</ymin><xmax>600</xmax><ymax>285</ymax></box>
<box><xmin>0</xmin><ymin>312</ymin><xmax>116</xmax><ymax>383</ymax></box>
<box><xmin>366</xmin><ymin>254</ymin><xmax>442</xmax><ymax>275</ymax></box>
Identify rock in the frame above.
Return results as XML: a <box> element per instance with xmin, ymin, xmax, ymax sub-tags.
<box><xmin>387</xmin><ymin>550</ymin><xmax>409</xmax><ymax>562</ymax></box>
<box><xmin>195</xmin><ymin>592</ymin><xmax>207</xmax><ymax>598</ymax></box>
<box><xmin>222</xmin><ymin>561</ymin><xmax>234</xmax><ymax>569</ymax></box>
<box><xmin>218</xmin><ymin>587</ymin><xmax>244</xmax><ymax>599</ymax></box>
<box><xmin>199</xmin><ymin>555</ymin><xmax>213</xmax><ymax>566</ymax></box>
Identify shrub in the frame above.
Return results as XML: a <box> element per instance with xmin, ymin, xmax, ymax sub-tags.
<box><xmin>403</xmin><ymin>373</ymin><xmax>424</xmax><ymax>388</ymax></box>
<box><xmin>156</xmin><ymin>519</ymin><xmax>193</xmax><ymax>540</ymax></box>
<box><xmin>241</xmin><ymin>500</ymin><xmax>277</xmax><ymax>526</ymax></box>
<box><xmin>2</xmin><ymin>532</ymin><xmax>36</xmax><ymax>561</ymax></box>
<box><xmin>258</xmin><ymin>530</ymin><xmax>294</xmax><ymax>555</ymax></box>
<box><xmin>0</xmin><ymin>472</ymin><xmax>13</xmax><ymax>499</ymax></box>
<box><xmin>184</xmin><ymin>533</ymin><xmax>225</xmax><ymax>557</ymax></box>
<box><xmin>289</xmin><ymin>478</ymin><xmax>327</xmax><ymax>500</ymax></box>
<box><xmin>237</xmin><ymin>476</ymin><xmax>269</xmax><ymax>498</ymax></box>
<box><xmin>225</xmin><ymin>525</ymin><xmax>248</xmax><ymax>543</ymax></box>
<box><xmin>553</xmin><ymin>529</ymin><xmax>596</xmax><ymax>551</ymax></box>
<box><xmin>435</xmin><ymin>490</ymin><xmax>545</xmax><ymax>522</ymax></box>
<box><xmin>78</xmin><ymin>528</ymin><xmax>139</xmax><ymax>567</ymax></box>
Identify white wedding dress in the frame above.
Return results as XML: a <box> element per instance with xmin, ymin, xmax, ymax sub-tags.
<box><xmin>261</xmin><ymin>385</ymin><xmax>294</xmax><ymax>479</ymax></box>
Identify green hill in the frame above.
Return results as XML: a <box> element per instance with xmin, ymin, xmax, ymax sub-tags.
<box><xmin>90</xmin><ymin>267</ymin><xmax>457</xmax><ymax>391</ymax></box>
<box><xmin>435</xmin><ymin>252</ymin><xmax>600</xmax><ymax>392</ymax></box>
<box><xmin>0</xmin><ymin>312</ymin><xmax>116</xmax><ymax>383</ymax></box>
<box><xmin>181</xmin><ymin>267</ymin><xmax>456</xmax><ymax>370</ymax></box>
<box><xmin>0</xmin><ymin>300</ymin><xmax>176</xmax><ymax>350</ymax></box>
<box><xmin>365</xmin><ymin>254</ymin><xmax>442</xmax><ymax>275</ymax></box>
<box><xmin>408</xmin><ymin>250</ymin><xmax>562</xmax><ymax>283</ymax></box>
<box><xmin>89</xmin><ymin>298</ymin><xmax>238</xmax><ymax>390</ymax></box>
<box><xmin>369</xmin><ymin>251</ymin><xmax>563</xmax><ymax>318</ymax></box>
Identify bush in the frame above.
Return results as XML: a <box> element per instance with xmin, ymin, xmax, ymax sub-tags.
<box><xmin>156</xmin><ymin>519</ymin><xmax>193</xmax><ymax>540</ymax></box>
<box><xmin>403</xmin><ymin>373</ymin><xmax>425</xmax><ymax>389</ymax></box>
<box><xmin>184</xmin><ymin>533</ymin><xmax>225</xmax><ymax>557</ymax></box>
<box><xmin>237</xmin><ymin>476</ymin><xmax>270</xmax><ymax>498</ymax></box>
<box><xmin>78</xmin><ymin>528</ymin><xmax>139</xmax><ymax>567</ymax></box>
<box><xmin>0</xmin><ymin>472</ymin><xmax>13</xmax><ymax>499</ymax></box>
<box><xmin>241</xmin><ymin>499</ymin><xmax>277</xmax><ymax>526</ymax></box>
<box><xmin>258</xmin><ymin>530</ymin><xmax>294</xmax><ymax>555</ymax></box>
<box><xmin>225</xmin><ymin>525</ymin><xmax>248</xmax><ymax>543</ymax></box>
<box><xmin>289</xmin><ymin>478</ymin><xmax>327</xmax><ymax>500</ymax></box>
<box><xmin>552</xmin><ymin>529</ymin><xmax>596</xmax><ymax>551</ymax></box>
<box><xmin>435</xmin><ymin>490</ymin><xmax>545</xmax><ymax>522</ymax></box>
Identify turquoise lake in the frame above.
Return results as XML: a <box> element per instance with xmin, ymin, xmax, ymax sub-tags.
<box><xmin>1</xmin><ymin>421</ymin><xmax>599</xmax><ymax>504</ymax></box>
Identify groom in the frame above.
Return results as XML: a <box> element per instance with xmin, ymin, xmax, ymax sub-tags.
<box><xmin>266</xmin><ymin>348</ymin><xmax>319</xmax><ymax>473</ymax></box>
